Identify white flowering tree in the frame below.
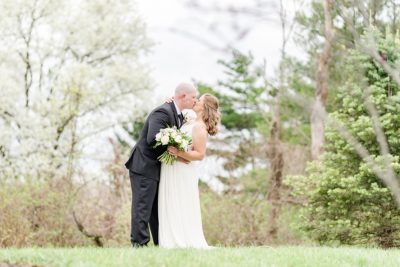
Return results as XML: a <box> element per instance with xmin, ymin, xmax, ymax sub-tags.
<box><xmin>0</xmin><ymin>0</ymin><xmax>154</xmax><ymax>181</ymax></box>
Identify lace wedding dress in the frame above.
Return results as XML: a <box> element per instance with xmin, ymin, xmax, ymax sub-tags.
<box><xmin>158</xmin><ymin>121</ymin><xmax>209</xmax><ymax>249</ymax></box>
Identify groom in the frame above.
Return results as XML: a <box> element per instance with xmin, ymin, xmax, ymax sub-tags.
<box><xmin>125</xmin><ymin>82</ymin><xmax>198</xmax><ymax>247</ymax></box>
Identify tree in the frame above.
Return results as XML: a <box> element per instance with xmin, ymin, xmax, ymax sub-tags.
<box><xmin>289</xmin><ymin>31</ymin><xmax>400</xmax><ymax>247</ymax></box>
<box><xmin>310</xmin><ymin>0</ymin><xmax>335</xmax><ymax>160</ymax></box>
<box><xmin>0</xmin><ymin>0</ymin><xmax>154</xmax><ymax>181</ymax></box>
<box><xmin>196</xmin><ymin>51</ymin><xmax>267</xmax><ymax>177</ymax></box>
<box><xmin>295</xmin><ymin>0</ymin><xmax>400</xmax><ymax>160</ymax></box>
<box><xmin>195</xmin><ymin>0</ymin><xmax>309</xmax><ymax>241</ymax></box>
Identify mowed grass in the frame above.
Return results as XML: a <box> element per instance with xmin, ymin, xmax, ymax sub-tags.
<box><xmin>0</xmin><ymin>246</ymin><xmax>399</xmax><ymax>267</ymax></box>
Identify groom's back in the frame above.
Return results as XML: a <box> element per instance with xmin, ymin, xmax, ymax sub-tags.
<box><xmin>125</xmin><ymin>103</ymin><xmax>176</xmax><ymax>180</ymax></box>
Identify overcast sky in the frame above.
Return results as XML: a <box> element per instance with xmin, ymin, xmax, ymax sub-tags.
<box><xmin>135</xmin><ymin>0</ymin><xmax>305</xmax><ymax>98</ymax></box>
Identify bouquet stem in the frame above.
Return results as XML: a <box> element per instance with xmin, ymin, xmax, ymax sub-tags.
<box><xmin>158</xmin><ymin>151</ymin><xmax>177</xmax><ymax>165</ymax></box>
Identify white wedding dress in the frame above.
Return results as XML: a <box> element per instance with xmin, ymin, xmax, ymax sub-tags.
<box><xmin>158</xmin><ymin>121</ymin><xmax>210</xmax><ymax>249</ymax></box>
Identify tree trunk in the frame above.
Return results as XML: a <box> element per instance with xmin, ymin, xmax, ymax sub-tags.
<box><xmin>311</xmin><ymin>0</ymin><xmax>334</xmax><ymax>160</ymax></box>
<box><xmin>266</xmin><ymin>0</ymin><xmax>291</xmax><ymax>241</ymax></box>
<box><xmin>267</xmin><ymin>118</ymin><xmax>284</xmax><ymax>239</ymax></box>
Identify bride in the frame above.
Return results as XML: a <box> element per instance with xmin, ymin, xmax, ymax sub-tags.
<box><xmin>158</xmin><ymin>93</ymin><xmax>220</xmax><ymax>249</ymax></box>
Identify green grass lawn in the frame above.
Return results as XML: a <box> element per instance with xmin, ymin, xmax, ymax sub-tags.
<box><xmin>0</xmin><ymin>246</ymin><xmax>399</xmax><ymax>267</ymax></box>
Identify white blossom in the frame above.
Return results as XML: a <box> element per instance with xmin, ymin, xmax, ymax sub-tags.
<box><xmin>0</xmin><ymin>0</ymin><xmax>154</xmax><ymax>180</ymax></box>
<box><xmin>161</xmin><ymin>135</ymin><xmax>169</xmax><ymax>145</ymax></box>
<box><xmin>174</xmin><ymin>135</ymin><xmax>182</xmax><ymax>143</ymax></box>
<box><xmin>181</xmin><ymin>140</ymin><xmax>189</xmax><ymax>151</ymax></box>
<box><xmin>155</xmin><ymin>132</ymin><xmax>162</xmax><ymax>141</ymax></box>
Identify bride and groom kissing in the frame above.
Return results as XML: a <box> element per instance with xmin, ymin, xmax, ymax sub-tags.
<box><xmin>124</xmin><ymin>82</ymin><xmax>220</xmax><ymax>249</ymax></box>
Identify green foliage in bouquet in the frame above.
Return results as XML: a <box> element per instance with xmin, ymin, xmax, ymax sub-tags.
<box><xmin>287</xmin><ymin>30</ymin><xmax>400</xmax><ymax>247</ymax></box>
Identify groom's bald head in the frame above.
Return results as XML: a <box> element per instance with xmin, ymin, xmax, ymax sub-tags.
<box><xmin>174</xmin><ymin>82</ymin><xmax>198</xmax><ymax>109</ymax></box>
<box><xmin>174</xmin><ymin>82</ymin><xmax>197</xmax><ymax>96</ymax></box>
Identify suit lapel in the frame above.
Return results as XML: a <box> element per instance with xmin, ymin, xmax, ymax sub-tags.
<box><xmin>169</xmin><ymin>102</ymin><xmax>180</xmax><ymax>128</ymax></box>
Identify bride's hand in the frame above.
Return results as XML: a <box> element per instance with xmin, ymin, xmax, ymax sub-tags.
<box><xmin>167</xmin><ymin>146</ymin><xmax>179</xmax><ymax>156</ymax></box>
<box><xmin>165</xmin><ymin>96</ymin><xmax>174</xmax><ymax>103</ymax></box>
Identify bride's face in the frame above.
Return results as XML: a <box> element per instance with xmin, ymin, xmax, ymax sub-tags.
<box><xmin>193</xmin><ymin>96</ymin><xmax>204</xmax><ymax>113</ymax></box>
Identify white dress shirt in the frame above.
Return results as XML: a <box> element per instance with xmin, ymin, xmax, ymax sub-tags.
<box><xmin>173</xmin><ymin>101</ymin><xmax>181</xmax><ymax>115</ymax></box>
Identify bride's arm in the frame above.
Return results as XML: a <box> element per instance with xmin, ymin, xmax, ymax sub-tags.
<box><xmin>168</xmin><ymin>124</ymin><xmax>207</xmax><ymax>161</ymax></box>
<box><xmin>176</xmin><ymin>156</ymin><xmax>190</xmax><ymax>164</ymax></box>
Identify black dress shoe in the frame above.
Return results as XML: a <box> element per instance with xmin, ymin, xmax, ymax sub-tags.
<box><xmin>132</xmin><ymin>242</ymin><xmax>147</xmax><ymax>248</ymax></box>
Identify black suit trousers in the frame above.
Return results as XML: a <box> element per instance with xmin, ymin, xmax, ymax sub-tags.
<box><xmin>129</xmin><ymin>170</ymin><xmax>159</xmax><ymax>246</ymax></box>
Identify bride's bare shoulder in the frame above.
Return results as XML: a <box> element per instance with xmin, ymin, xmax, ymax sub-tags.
<box><xmin>193</xmin><ymin>121</ymin><xmax>207</xmax><ymax>134</ymax></box>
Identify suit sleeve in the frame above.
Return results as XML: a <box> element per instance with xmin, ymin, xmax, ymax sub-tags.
<box><xmin>146</xmin><ymin>109</ymin><xmax>170</xmax><ymax>146</ymax></box>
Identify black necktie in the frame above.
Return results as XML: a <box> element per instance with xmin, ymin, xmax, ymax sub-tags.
<box><xmin>178</xmin><ymin>113</ymin><xmax>184</xmax><ymax>126</ymax></box>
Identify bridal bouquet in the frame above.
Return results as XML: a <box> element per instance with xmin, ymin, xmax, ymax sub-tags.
<box><xmin>153</xmin><ymin>126</ymin><xmax>192</xmax><ymax>165</ymax></box>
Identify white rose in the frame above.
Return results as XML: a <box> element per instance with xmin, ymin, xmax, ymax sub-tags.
<box><xmin>181</xmin><ymin>140</ymin><xmax>188</xmax><ymax>150</ymax></box>
<box><xmin>170</xmin><ymin>131</ymin><xmax>177</xmax><ymax>138</ymax></box>
<box><xmin>161</xmin><ymin>130</ymin><xmax>170</xmax><ymax>138</ymax></box>
<box><xmin>155</xmin><ymin>132</ymin><xmax>162</xmax><ymax>141</ymax></box>
<box><xmin>174</xmin><ymin>135</ymin><xmax>182</xmax><ymax>143</ymax></box>
<box><xmin>161</xmin><ymin>135</ymin><xmax>169</xmax><ymax>145</ymax></box>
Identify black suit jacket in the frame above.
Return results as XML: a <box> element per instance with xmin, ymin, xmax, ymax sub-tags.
<box><xmin>125</xmin><ymin>102</ymin><xmax>181</xmax><ymax>180</ymax></box>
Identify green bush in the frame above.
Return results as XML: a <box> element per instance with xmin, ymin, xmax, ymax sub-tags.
<box><xmin>287</xmin><ymin>31</ymin><xmax>400</xmax><ymax>247</ymax></box>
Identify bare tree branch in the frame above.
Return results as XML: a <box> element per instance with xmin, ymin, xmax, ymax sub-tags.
<box><xmin>16</xmin><ymin>0</ymin><xmax>44</xmax><ymax>108</ymax></box>
<box><xmin>72</xmin><ymin>211</ymin><xmax>103</xmax><ymax>247</ymax></box>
